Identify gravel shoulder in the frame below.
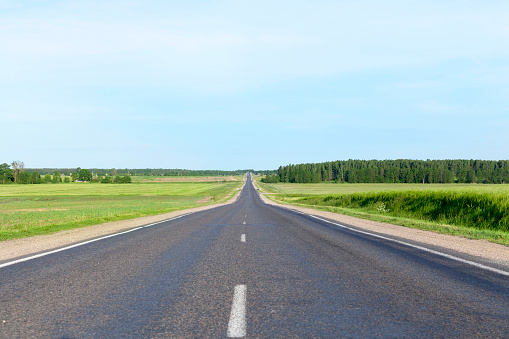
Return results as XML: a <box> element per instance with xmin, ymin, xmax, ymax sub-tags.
<box><xmin>254</xmin><ymin>186</ymin><xmax>509</xmax><ymax>267</ymax></box>
<box><xmin>0</xmin><ymin>187</ymin><xmax>244</xmax><ymax>263</ymax></box>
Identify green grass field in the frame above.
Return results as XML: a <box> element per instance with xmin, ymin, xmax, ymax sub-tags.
<box><xmin>256</xmin><ymin>181</ymin><xmax>509</xmax><ymax>245</ymax></box>
<box><xmin>259</xmin><ymin>182</ymin><xmax>509</xmax><ymax>195</ymax></box>
<box><xmin>0</xmin><ymin>181</ymin><xmax>242</xmax><ymax>241</ymax></box>
<box><xmin>131</xmin><ymin>175</ymin><xmax>239</xmax><ymax>183</ymax></box>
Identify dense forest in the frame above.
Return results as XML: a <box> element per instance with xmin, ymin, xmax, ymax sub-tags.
<box><xmin>261</xmin><ymin>160</ymin><xmax>509</xmax><ymax>184</ymax></box>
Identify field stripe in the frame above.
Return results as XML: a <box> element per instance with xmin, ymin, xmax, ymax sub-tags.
<box><xmin>0</xmin><ymin>213</ymin><xmax>194</xmax><ymax>270</ymax></box>
<box><xmin>286</xmin><ymin>210</ymin><xmax>509</xmax><ymax>277</ymax></box>
<box><xmin>227</xmin><ymin>285</ymin><xmax>247</xmax><ymax>337</ymax></box>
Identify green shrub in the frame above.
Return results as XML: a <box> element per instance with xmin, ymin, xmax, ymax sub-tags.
<box><xmin>101</xmin><ymin>176</ymin><xmax>112</xmax><ymax>184</ymax></box>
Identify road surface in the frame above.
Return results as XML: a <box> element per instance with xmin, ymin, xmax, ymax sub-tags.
<box><xmin>1</xmin><ymin>174</ymin><xmax>508</xmax><ymax>337</ymax></box>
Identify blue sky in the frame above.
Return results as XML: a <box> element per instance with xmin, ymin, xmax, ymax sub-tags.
<box><xmin>1</xmin><ymin>0</ymin><xmax>508</xmax><ymax>170</ymax></box>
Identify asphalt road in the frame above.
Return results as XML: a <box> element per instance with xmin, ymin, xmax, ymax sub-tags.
<box><xmin>1</xmin><ymin>175</ymin><xmax>509</xmax><ymax>338</ymax></box>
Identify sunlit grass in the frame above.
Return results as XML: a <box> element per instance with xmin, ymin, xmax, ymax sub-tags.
<box><xmin>259</xmin><ymin>182</ymin><xmax>509</xmax><ymax>195</ymax></box>
<box><xmin>0</xmin><ymin>182</ymin><xmax>242</xmax><ymax>241</ymax></box>
<box><xmin>0</xmin><ymin>182</ymin><xmax>238</xmax><ymax>196</ymax></box>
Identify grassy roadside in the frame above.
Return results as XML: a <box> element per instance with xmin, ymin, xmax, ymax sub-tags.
<box><xmin>256</xmin><ymin>181</ymin><xmax>509</xmax><ymax>246</ymax></box>
<box><xmin>0</xmin><ymin>181</ymin><xmax>242</xmax><ymax>241</ymax></box>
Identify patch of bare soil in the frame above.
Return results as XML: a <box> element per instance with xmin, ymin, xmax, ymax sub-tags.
<box><xmin>195</xmin><ymin>196</ymin><xmax>212</xmax><ymax>204</ymax></box>
<box><xmin>143</xmin><ymin>176</ymin><xmax>237</xmax><ymax>183</ymax></box>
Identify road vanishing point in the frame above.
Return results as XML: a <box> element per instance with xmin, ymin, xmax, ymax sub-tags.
<box><xmin>1</xmin><ymin>174</ymin><xmax>509</xmax><ymax>337</ymax></box>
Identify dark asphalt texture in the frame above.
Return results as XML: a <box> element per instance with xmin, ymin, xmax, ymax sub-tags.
<box><xmin>1</xmin><ymin>174</ymin><xmax>509</xmax><ymax>338</ymax></box>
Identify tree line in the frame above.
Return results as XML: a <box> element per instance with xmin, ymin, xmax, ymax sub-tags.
<box><xmin>0</xmin><ymin>162</ymin><xmax>131</xmax><ymax>184</ymax></box>
<box><xmin>261</xmin><ymin>159</ymin><xmax>509</xmax><ymax>184</ymax></box>
<box><xmin>27</xmin><ymin>168</ymin><xmax>272</xmax><ymax>177</ymax></box>
<box><xmin>0</xmin><ymin>162</ymin><xmax>275</xmax><ymax>184</ymax></box>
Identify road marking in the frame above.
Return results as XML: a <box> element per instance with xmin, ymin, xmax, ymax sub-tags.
<box><xmin>289</xmin><ymin>211</ymin><xmax>509</xmax><ymax>277</ymax></box>
<box><xmin>242</xmin><ymin>221</ymin><xmax>246</xmax><ymax>225</ymax></box>
<box><xmin>227</xmin><ymin>285</ymin><xmax>247</xmax><ymax>337</ymax></box>
<box><xmin>241</xmin><ymin>234</ymin><xmax>246</xmax><ymax>242</ymax></box>
<box><xmin>0</xmin><ymin>213</ymin><xmax>195</xmax><ymax>270</ymax></box>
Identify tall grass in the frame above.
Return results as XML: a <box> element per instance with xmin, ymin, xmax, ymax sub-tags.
<box><xmin>295</xmin><ymin>190</ymin><xmax>509</xmax><ymax>232</ymax></box>
<box><xmin>255</xmin><ymin>181</ymin><xmax>509</xmax><ymax>244</ymax></box>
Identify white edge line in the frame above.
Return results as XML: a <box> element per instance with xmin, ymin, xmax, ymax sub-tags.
<box><xmin>257</xmin><ymin>191</ymin><xmax>509</xmax><ymax>277</ymax></box>
<box><xmin>227</xmin><ymin>284</ymin><xmax>247</xmax><ymax>337</ymax></box>
<box><xmin>284</xmin><ymin>208</ymin><xmax>509</xmax><ymax>277</ymax></box>
<box><xmin>0</xmin><ymin>212</ymin><xmax>195</xmax><ymax>269</ymax></box>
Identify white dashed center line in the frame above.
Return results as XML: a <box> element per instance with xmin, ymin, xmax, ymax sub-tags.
<box><xmin>227</xmin><ymin>285</ymin><xmax>247</xmax><ymax>337</ymax></box>
<box><xmin>241</xmin><ymin>234</ymin><xmax>246</xmax><ymax>242</ymax></box>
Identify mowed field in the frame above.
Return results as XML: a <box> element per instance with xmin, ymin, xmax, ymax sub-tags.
<box><xmin>257</xmin><ymin>182</ymin><xmax>509</xmax><ymax>195</ymax></box>
<box><xmin>256</xmin><ymin>181</ymin><xmax>509</xmax><ymax>245</ymax></box>
<box><xmin>0</xmin><ymin>179</ymin><xmax>243</xmax><ymax>241</ymax></box>
<box><xmin>133</xmin><ymin>175</ymin><xmax>239</xmax><ymax>183</ymax></box>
